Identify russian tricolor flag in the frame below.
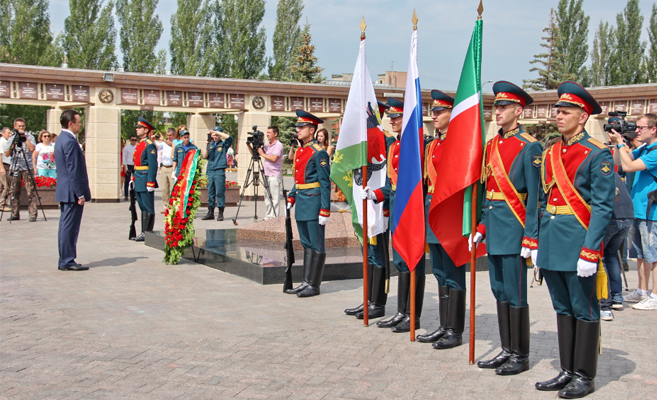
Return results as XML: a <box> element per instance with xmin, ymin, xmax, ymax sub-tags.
<box><xmin>391</xmin><ymin>29</ymin><xmax>425</xmax><ymax>271</ymax></box>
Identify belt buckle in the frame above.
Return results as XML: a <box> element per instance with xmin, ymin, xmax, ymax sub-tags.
<box><xmin>548</xmin><ymin>204</ymin><xmax>556</xmax><ymax>214</ymax></box>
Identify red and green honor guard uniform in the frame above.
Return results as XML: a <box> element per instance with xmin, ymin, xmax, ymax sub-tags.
<box><xmin>371</xmin><ymin>98</ymin><xmax>426</xmax><ymax>334</ymax></box>
<box><xmin>132</xmin><ymin>117</ymin><xmax>158</xmax><ymax>242</ymax></box>
<box><xmin>474</xmin><ymin>82</ymin><xmax>542</xmax><ymax>374</ymax></box>
<box><xmin>534</xmin><ymin>82</ymin><xmax>615</xmax><ymax>399</ymax></box>
<box><xmin>285</xmin><ymin>110</ymin><xmax>331</xmax><ymax>298</ymax></box>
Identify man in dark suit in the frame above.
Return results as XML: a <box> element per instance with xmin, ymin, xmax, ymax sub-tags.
<box><xmin>55</xmin><ymin>110</ymin><xmax>91</xmax><ymax>271</ymax></box>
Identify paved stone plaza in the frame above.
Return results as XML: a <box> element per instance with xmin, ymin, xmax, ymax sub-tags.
<box><xmin>1</xmin><ymin>189</ymin><xmax>656</xmax><ymax>399</ymax></box>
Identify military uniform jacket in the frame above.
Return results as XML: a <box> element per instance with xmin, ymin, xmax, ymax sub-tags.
<box><xmin>173</xmin><ymin>143</ymin><xmax>199</xmax><ymax>175</ymax></box>
<box><xmin>477</xmin><ymin>126</ymin><xmax>543</xmax><ymax>255</ymax></box>
<box><xmin>537</xmin><ymin>131</ymin><xmax>615</xmax><ymax>271</ymax></box>
<box><xmin>133</xmin><ymin>137</ymin><xmax>158</xmax><ymax>192</ymax></box>
<box><xmin>207</xmin><ymin>136</ymin><xmax>234</xmax><ymax>171</ymax></box>
<box><xmin>287</xmin><ymin>140</ymin><xmax>331</xmax><ymax>222</ymax></box>
<box><xmin>372</xmin><ymin>136</ymin><xmax>399</xmax><ymax>230</ymax></box>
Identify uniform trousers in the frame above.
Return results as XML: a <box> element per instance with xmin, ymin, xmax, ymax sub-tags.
<box><xmin>488</xmin><ymin>254</ymin><xmax>528</xmax><ymax>307</ymax></box>
<box><xmin>393</xmin><ymin>248</ymin><xmax>425</xmax><ymax>273</ymax></box>
<box><xmin>542</xmin><ymin>270</ymin><xmax>600</xmax><ymax>321</ymax></box>
<box><xmin>136</xmin><ymin>190</ymin><xmax>154</xmax><ymax>214</ymax></box>
<box><xmin>429</xmin><ymin>243</ymin><xmax>466</xmax><ymax>290</ymax></box>
<box><xmin>366</xmin><ymin>232</ymin><xmax>389</xmax><ymax>269</ymax></box>
<box><xmin>207</xmin><ymin>169</ymin><xmax>226</xmax><ymax>208</ymax></box>
<box><xmin>297</xmin><ymin>219</ymin><xmax>325</xmax><ymax>253</ymax></box>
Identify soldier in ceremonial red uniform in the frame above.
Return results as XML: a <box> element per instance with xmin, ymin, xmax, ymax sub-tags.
<box><xmin>471</xmin><ymin>82</ymin><xmax>542</xmax><ymax>372</ymax></box>
<box><xmin>131</xmin><ymin>116</ymin><xmax>158</xmax><ymax>242</ymax></box>
<box><xmin>534</xmin><ymin>82</ymin><xmax>615</xmax><ymax>399</ymax></box>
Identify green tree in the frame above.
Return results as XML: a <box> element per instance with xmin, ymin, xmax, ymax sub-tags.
<box><xmin>524</xmin><ymin>9</ymin><xmax>568</xmax><ymax>90</ymax></box>
<box><xmin>116</xmin><ymin>0</ymin><xmax>165</xmax><ymax>73</ymax></box>
<box><xmin>555</xmin><ymin>0</ymin><xmax>590</xmax><ymax>84</ymax></box>
<box><xmin>61</xmin><ymin>0</ymin><xmax>117</xmax><ymax>70</ymax></box>
<box><xmin>610</xmin><ymin>0</ymin><xmax>646</xmax><ymax>85</ymax></box>
<box><xmin>589</xmin><ymin>21</ymin><xmax>615</xmax><ymax>86</ymax></box>
<box><xmin>646</xmin><ymin>3</ymin><xmax>657</xmax><ymax>83</ymax></box>
<box><xmin>169</xmin><ymin>0</ymin><xmax>213</xmax><ymax>76</ymax></box>
<box><xmin>209</xmin><ymin>0</ymin><xmax>267</xmax><ymax>79</ymax></box>
<box><xmin>268</xmin><ymin>0</ymin><xmax>304</xmax><ymax>81</ymax></box>
<box><xmin>291</xmin><ymin>23</ymin><xmax>324</xmax><ymax>83</ymax></box>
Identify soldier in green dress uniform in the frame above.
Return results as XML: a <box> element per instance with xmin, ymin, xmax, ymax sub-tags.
<box><xmin>132</xmin><ymin>117</ymin><xmax>158</xmax><ymax>242</ymax></box>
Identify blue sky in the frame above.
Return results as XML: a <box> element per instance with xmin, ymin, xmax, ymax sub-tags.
<box><xmin>49</xmin><ymin>0</ymin><xmax>656</xmax><ymax>91</ymax></box>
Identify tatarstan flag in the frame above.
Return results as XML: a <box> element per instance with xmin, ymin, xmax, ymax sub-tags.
<box><xmin>429</xmin><ymin>19</ymin><xmax>487</xmax><ymax>266</ymax></box>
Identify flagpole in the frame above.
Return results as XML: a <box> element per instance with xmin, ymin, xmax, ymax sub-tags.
<box><xmin>360</xmin><ymin>17</ymin><xmax>369</xmax><ymax>327</ymax></box>
<box><xmin>409</xmin><ymin>9</ymin><xmax>419</xmax><ymax>342</ymax></box>
<box><xmin>469</xmin><ymin>0</ymin><xmax>485</xmax><ymax>365</ymax></box>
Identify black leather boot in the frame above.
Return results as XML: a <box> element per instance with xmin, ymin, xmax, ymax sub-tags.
<box><xmin>392</xmin><ymin>270</ymin><xmax>425</xmax><ymax>332</ymax></box>
<box><xmin>478</xmin><ymin>301</ymin><xmax>511</xmax><ymax>368</ymax></box>
<box><xmin>298</xmin><ymin>251</ymin><xmax>326</xmax><ymax>297</ymax></box>
<box><xmin>347</xmin><ymin>264</ymin><xmax>373</xmax><ymax>315</ymax></box>
<box><xmin>216</xmin><ymin>207</ymin><xmax>224</xmax><ymax>221</ymax></box>
<box><xmin>286</xmin><ymin>248</ymin><xmax>313</xmax><ymax>294</ymax></box>
<box><xmin>433</xmin><ymin>289</ymin><xmax>465</xmax><ymax>349</ymax></box>
<box><xmin>147</xmin><ymin>213</ymin><xmax>155</xmax><ymax>232</ymax></box>
<box><xmin>377</xmin><ymin>271</ymin><xmax>410</xmax><ymax>328</ymax></box>
<box><xmin>133</xmin><ymin>211</ymin><xmax>148</xmax><ymax>241</ymax></box>
<box><xmin>536</xmin><ymin>314</ymin><xmax>576</xmax><ymax>391</ymax></box>
<box><xmin>357</xmin><ymin>265</ymin><xmax>387</xmax><ymax>319</ymax></box>
<box><xmin>496</xmin><ymin>306</ymin><xmax>529</xmax><ymax>375</ymax></box>
<box><xmin>201</xmin><ymin>207</ymin><xmax>215</xmax><ymax>220</ymax></box>
<box><xmin>557</xmin><ymin>320</ymin><xmax>599</xmax><ymax>399</ymax></box>
<box><xmin>418</xmin><ymin>285</ymin><xmax>449</xmax><ymax>342</ymax></box>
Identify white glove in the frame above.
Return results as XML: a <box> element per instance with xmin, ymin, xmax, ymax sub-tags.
<box><xmin>469</xmin><ymin>232</ymin><xmax>483</xmax><ymax>252</ymax></box>
<box><xmin>359</xmin><ymin>186</ymin><xmax>376</xmax><ymax>201</ymax></box>
<box><xmin>520</xmin><ymin>247</ymin><xmax>531</xmax><ymax>259</ymax></box>
<box><xmin>287</xmin><ymin>202</ymin><xmax>293</xmax><ymax>210</ymax></box>
<box><xmin>576</xmin><ymin>259</ymin><xmax>597</xmax><ymax>277</ymax></box>
<box><xmin>384</xmin><ymin>217</ymin><xmax>389</xmax><ymax>227</ymax></box>
<box><xmin>147</xmin><ymin>186</ymin><xmax>154</xmax><ymax>192</ymax></box>
<box><xmin>319</xmin><ymin>216</ymin><xmax>329</xmax><ymax>225</ymax></box>
<box><xmin>128</xmin><ymin>181</ymin><xmax>134</xmax><ymax>191</ymax></box>
<box><xmin>530</xmin><ymin>249</ymin><xmax>538</xmax><ymax>267</ymax></box>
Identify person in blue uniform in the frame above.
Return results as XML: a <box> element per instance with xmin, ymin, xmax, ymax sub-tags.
<box><xmin>132</xmin><ymin>116</ymin><xmax>158</xmax><ymax>242</ymax></box>
<box><xmin>417</xmin><ymin>90</ymin><xmax>469</xmax><ymax>349</ymax></box>
<box><xmin>470</xmin><ymin>82</ymin><xmax>542</xmax><ymax>372</ymax></box>
<box><xmin>361</xmin><ymin>98</ymin><xmax>426</xmax><ymax>333</ymax></box>
<box><xmin>201</xmin><ymin>126</ymin><xmax>233</xmax><ymax>221</ymax></box>
<box><xmin>534</xmin><ymin>82</ymin><xmax>615</xmax><ymax>399</ymax></box>
<box><xmin>285</xmin><ymin>110</ymin><xmax>331</xmax><ymax>298</ymax></box>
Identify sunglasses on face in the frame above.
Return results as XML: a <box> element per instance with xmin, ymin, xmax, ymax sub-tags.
<box><xmin>43</xmin><ymin>135</ymin><xmax>51</xmax><ymax>138</ymax></box>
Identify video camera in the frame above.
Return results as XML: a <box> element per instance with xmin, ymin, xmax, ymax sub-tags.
<box><xmin>247</xmin><ymin>125</ymin><xmax>265</xmax><ymax>156</ymax></box>
<box><xmin>604</xmin><ymin>111</ymin><xmax>638</xmax><ymax>140</ymax></box>
<box><xmin>11</xmin><ymin>129</ymin><xmax>27</xmax><ymax>147</ymax></box>
<box><xmin>289</xmin><ymin>132</ymin><xmax>301</xmax><ymax>147</ymax></box>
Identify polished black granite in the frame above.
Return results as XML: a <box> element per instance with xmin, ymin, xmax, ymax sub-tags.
<box><xmin>145</xmin><ymin>229</ymin><xmax>490</xmax><ymax>285</ymax></box>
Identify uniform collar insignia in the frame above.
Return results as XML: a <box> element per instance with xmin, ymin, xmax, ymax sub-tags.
<box><xmin>439</xmin><ymin>131</ymin><xmax>447</xmax><ymax>141</ymax></box>
<box><xmin>499</xmin><ymin>125</ymin><xmax>520</xmax><ymax>139</ymax></box>
<box><xmin>565</xmin><ymin>130</ymin><xmax>586</xmax><ymax>146</ymax></box>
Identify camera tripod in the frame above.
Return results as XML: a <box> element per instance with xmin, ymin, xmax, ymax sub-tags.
<box><xmin>0</xmin><ymin>136</ymin><xmax>48</xmax><ymax>223</ymax></box>
<box><xmin>232</xmin><ymin>149</ymin><xmax>276</xmax><ymax>225</ymax></box>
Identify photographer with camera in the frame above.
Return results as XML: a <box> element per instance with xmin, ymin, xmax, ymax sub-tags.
<box><xmin>201</xmin><ymin>126</ymin><xmax>232</xmax><ymax>221</ymax></box>
<box><xmin>3</xmin><ymin>118</ymin><xmax>37</xmax><ymax>221</ymax></box>
<box><xmin>609</xmin><ymin>113</ymin><xmax>657</xmax><ymax>311</ymax></box>
<box><xmin>247</xmin><ymin>126</ymin><xmax>283</xmax><ymax>220</ymax></box>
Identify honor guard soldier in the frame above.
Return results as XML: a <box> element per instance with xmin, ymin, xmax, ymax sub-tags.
<box><xmin>361</xmin><ymin>97</ymin><xmax>426</xmax><ymax>333</ymax></box>
<box><xmin>131</xmin><ymin>117</ymin><xmax>158</xmax><ymax>242</ymax></box>
<box><xmin>201</xmin><ymin>126</ymin><xmax>233</xmax><ymax>221</ymax></box>
<box><xmin>534</xmin><ymin>82</ymin><xmax>615</xmax><ymax>398</ymax></box>
<box><xmin>416</xmin><ymin>90</ymin><xmax>467</xmax><ymax>349</ymax></box>
<box><xmin>285</xmin><ymin>110</ymin><xmax>331</xmax><ymax>298</ymax></box>
<box><xmin>345</xmin><ymin>100</ymin><xmax>394</xmax><ymax>320</ymax></box>
<box><xmin>471</xmin><ymin>82</ymin><xmax>542</xmax><ymax>371</ymax></box>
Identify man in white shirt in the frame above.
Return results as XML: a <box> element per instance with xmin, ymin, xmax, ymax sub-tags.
<box><xmin>158</xmin><ymin>128</ymin><xmax>175</xmax><ymax>212</ymax></box>
<box><xmin>0</xmin><ymin>127</ymin><xmax>12</xmax><ymax>212</ymax></box>
<box><xmin>122</xmin><ymin>134</ymin><xmax>137</xmax><ymax>200</ymax></box>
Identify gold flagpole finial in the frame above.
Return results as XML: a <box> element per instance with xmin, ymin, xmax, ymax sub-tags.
<box><xmin>360</xmin><ymin>17</ymin><xmax>366</xmax><ymax>39</ymax></box>
<box><xmin>477</xmin><ymin>0</ymin><xmax>484</xmax><ymax>20</ymax></box>
<box><xmin>412</xmin><ymin>9</ymin><xmax>418</xmax><ymax>30</ymax></box>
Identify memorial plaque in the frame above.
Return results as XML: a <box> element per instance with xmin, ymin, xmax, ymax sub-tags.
<box><xmin>121</xmin><ymin>88</ymin><xmax>138</xmax><ymax>105</ymax></box>
<box><xmin>140</xmin><ymin>105</ymin><xmax>154</xmax><ymax>111</ymax></box>
<box><xmin>483</xmin><ymin>108</ymin><xmax>493</xmax><ymax>121</ymax></box>
<box><xmin>310</xmin><ymin>98</ymin><xmax>323</xmax><ymax>113</ymax></box>
<box><xmin>291</xmin><ymin>97</ymin><xmax>304</xmax><ymax>111</ymax></box>
<box><xmin>271</xmin><ymin>96</ymin><xmax>285</xmax><ymax>111</ymax></box>
<box><xmin>166</xmin><ymin>90</ymin><xmax>182</xmax><ymax>106</ymax></box>
<box><xmin>613</xmin><ymin>100</ymin><xmax>627</xmax><ymax>112</ymax></box>
<box><xmin>422</xmin><ymin>103</ymin><xmax>429</xmax><ymax>116</ymax></box>
<box><xmin>551</xmin><ymin>106</ymin><xmax>558</xmax><ymax>118</ymax></box>
<box><xmin>229</xmin><ymin>93</ymin><xmax>245</xmax><ymax>109</ymax></box>
<box><xmin>599</xmin><ymin>101</ymin><xmax>609</xmax><ymax>115</ymax></box>
<box><xmin>649</xmin><ymin>99</ymin><xmax>657</xmax><ymax>114</ymax></box>
<box><xmin>19</xmin><ymin>82</ymin><xmax>38</xmax><ymax>99</ymax></box>
<box><xmin>523</xmin><ymin>107</ymin><xmax>533</xmax><ymax>119</ymax></box>
<box><xmin>328</xmin><ymin>98</ymin><xmax>342</xmax><ymax>113</ymax></box>
<box><xmin>208</xmin><ymin>93</ymin><xmax>225</xmax><ymax>108</ymax></box>
<box><xmin>71</xmin><ymin>85</ymin><xmax>89</xmax><ymax>102</ymax></box>
<box><xmin>536</xmin><ymin>104</ymin><xmax>548</xmax><ymax>118</ymax></box>
<box><xmin>630</xmin><ymin>100</ymin><xmax>645</xmax><ymax>115</ymax></box>
<box><xmin>144</xmin><ymin>90</ymin><xmax>161</xmax><ymax>105</ymax></box>
<box><xmin>188</xmin><ymin>91</ymin><xmax>204</xmax><ymax>107</ymax></box>
<box><xmin>0</xmin><ymin>81</ymin><xmax>11</xmax><ymax>98</ymax></box>
<box><xmin>45</xmin><ymin>84</ymin><xmax>65</xmax><ymax>101</ymax></box>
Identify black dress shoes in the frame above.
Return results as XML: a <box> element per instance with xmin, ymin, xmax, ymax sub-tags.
<box><xmin>58</xmin><ymin>264</ymin><xmax>89</xmax><ymax>271</ymax></box>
